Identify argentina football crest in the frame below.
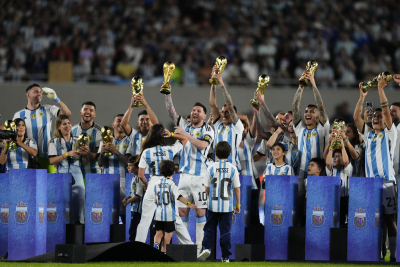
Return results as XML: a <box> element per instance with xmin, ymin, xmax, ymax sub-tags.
<box><xmin>1</xmin><ymin>204</ymin><xmax>9</xmax><ymax>224</ymax></box>
<box><xmin>38</xmin><ymin>203</ymin><xmax>44</xmax><ymax>225</ymax></box>
<box><xmin>47</xmin><ymin>203</ymin><xmax>58</xmax><ymax>224</ymax></box>
<box><xmin>311</xmin><ymin>206</ymin><xmax>324</xmax><ymax>227</ymax></box>
<box><xmin>14</xmin><ymin>202</ymin><xmax>28</xmax><ymax>224</ymax></box>
<box><xmin>90</xmin><ymin>203</ymin><xmax>103</xmax><ymax>224</ymax></box>
<box><xmin>270</xmin><ymin>206</ymin><xmax>283</xmax><ymax>226</ymax></box>
<box><xmin>353</xmin><ymin>208</ymin><xmax>366</xmax><ymax>229</ymax></box>
<box><xmin>375</xmin><ymin>208</ymin><xmax>380</xmax><ymax>229</ymax></box>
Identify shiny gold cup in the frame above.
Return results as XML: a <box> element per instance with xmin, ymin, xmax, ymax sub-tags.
<box><xmin>4</xmin><ymin>120</ymin><xmax>17</xmax><ymax>151</ymax></box>
<box><xmin>251</xmin><ymin>75</ymin><xmax>270</xmax><ymax>105</ymax></box>
<box><xmin>160</xmin><ymin>62</ymin><xmax>175</xmax><ymax>94</ymax></box>
<box><xmin>71</xmin><ymin>133</ymin><xmax>90</xmax><ymax>160</ymax></box>
<box><xmin>131</xmin><ymin>76</ymin><xmax>144</xmax><ymax>107</ymax></box>
<box><xmin>299</xmin><ymin>60</ymin><xmax>318</xmax><ymax>87</ymax></box>
<box><xmin>209</xmin><ymin>56</ymin><xmax>228</xmax><ymax>85</ymax></box>
<box><xmin>101</xmin><ymin>126</ymin><xmax>114</xmax><ymax>157</ymax></box>
<box><xmin>361</xmin><ymin>71</ymin><xmax>393</xmax><ymax>93</ymax></box>
<box><xmin>331</xmin><ymin>119</ymin><xmax>346</xmax><ymax>150</ymax></box>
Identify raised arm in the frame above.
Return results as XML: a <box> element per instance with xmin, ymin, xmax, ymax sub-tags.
<box><xmin>353</xmin><ymin>82</ymin><xmax>368</xmax><ymax>133</ymax></box>
<box><xmin>267</xmin><ymin>127</ymin><xmax>284</xmax><ymax>148</ymax></box>
<box><xmin>254</xmin><ymin>112</ymin><xmax>271</xmax><ymax>140</ymax></box>
<box><xmin>292</xmin><ymin>73</ymin><xmax>306</xmax><ymax>126</ymax></box>
<box><xmin>121</xmin><ymin>95</ymin><xmax>135</xmax><ymax>135</ymax></box>
<box><xmin>164</xmin><ymin>85</ymin><xmax>180</xmax><ymax>126</ymax></box>
<box><xmin>306</xmin><ymin>72</ymin><xmax>328</xmax><ymax>125</ymax></box>
<box><xmin>249</xmin><ymin>110</ymin><xmax>258</xmax><ymax>138</ymax></box>
<box><xmin>254</xmin><ymin>91</ymin><xmax>280</xmax><ymax>129</ymax></box>
<box><xmin>136</xmin><ymin>93</ymin><xmax>159</xmax><ymax>125</ymax></box>
<box><xmin>340</xmin><ymin>138</ymin><xmax>349</xmax><ymax>167</ymax></box>
<box><xmin>209</xmin><ymin>84</ymin><xmax>219</xmax><ymax>121</ymax></box>
<box><xmin>377</xmin><ymin>75</ymin><xmax>392</xmax><ymax>129</ymax></box>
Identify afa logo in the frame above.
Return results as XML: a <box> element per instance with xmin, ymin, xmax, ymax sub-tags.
<box><xmin>115</xmin><ymin>144</ymin><xmax>120</xmax><ymax>149</ymax></box>
<box><xmin>47</xmin><ymin>203</ymin><xmax>58</xmax><ymax>224</ymax></box>
<box><xmin>378</xmin><ymin>133</ymin><xmax>384</xmax><ymax>139</ymax></box>
<box><xmin>375</xmin><ymin>208</ymin><xmax>380</xmax><ymax>229</ymax></box>
<box><xmin>195</xmin><ymin>131</ymin><xmax>201</xmax><ymax>138</ymax></box>
<box><xmin>31</xmin><ymin>113</ymin><xmax>36</xmax><ymax>119</ymax></box>
<box><xmin>270</xmin><ymin>206</ymin><xmax>283</xmax><ymax>226</ymax></box>
<box><xmin>90</xmin><ymin>203</ymin><xmax>103</xmax><ymax>224</ymax></box>
<box><xmin>65</xmin><ymin>203</ymin><xmax>70</xmax><ymax>224</ymax></box>
<box><xmin>15</xmin><ymin>202</ymin><xmax>28</xmax><ymax>225</ymax></box>
<box><xmin>1</xmin><ymin>204</ymin><xmax>9</xmax><ymax>224</ymax></box>
<box><xmin>122</xmin><ymin>142</ymin><xmax>128</xmax><ymax>150</ymax></box>
<box><xmin>38</xmin><ymin>203</ymin><xmax>44</xmax><ymax>225</ymax></box>
<box><xmin>141</xmin><ymin>136</ymin><xmax>146</xmax><ymax>143</ymax></box>
<box><xmin>39</xmin><ymin>111</ymin><xmax>45</xmax><ymax>117</ymax></box>
<box><xmin>312</xmin><ymin>130</ymin><xmax>317</xmax><ymax>137</ymax></box>
<box><xmin>354</xmin><ymin>208</ymin><xmax>367</xmax><ymax>229</ymax></box>
<box><xmin>311</xmin><ymin>206</ymin><xmax>325</xmax><ymax>227</ymax></box>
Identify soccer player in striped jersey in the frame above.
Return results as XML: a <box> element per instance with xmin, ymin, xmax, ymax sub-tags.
<box><xmin>390</xmin><ymin>102</ymin><xmax>400</xmax><ymax>180</ymax></box>
<box><xmin>165</xmin><ymin>83</ymin><xmax>214</xmax><ymax>253</ymax></box>
<box><xmin>153</xmin><ymin>160</ymin><xmax>196</xmax><ymax>253</ymax></box>
<box><xmin>209</xmin><ymin>65</ymin><xmax>243</xmax><ymax>169</ymax></box>
<box><xmin>135</xmin><ymin>124</ymin><xmax>191</xmax><ymax>243</ymax></box>
<box><xmin>0</xmin><ymin>118</ymin><xmax>38</xmax><ymax>170</ymax></box>
<box><xmin>48</xmin><ymin>115</ymin><xmax>87</xmax><ymax>224</ymax></box>
<box><xmin>71</xmin><ymin>102</ymin><xmax>102</xmax><ymax>177</ymax></box>
<box><xmin>13</xmin><ymin>84</ymin><xmax>71</xmax><ymax>172</ymax></box>
<box><xmin>98</xmin><ymin>114</ymin><xmax>130</xmax><ymax>223</ymax></box>
<box><xmin>198</xmin><ymin>141</ymin><xmax>240</xmax><ymax>263</ymax></box>
<box><xmin>354</xmin><ymin>75</ymin><xmax>397</xmax><ymax>261</ymax></box>
<box><xmin>122</xmin><ymin>93</ymin><xmax>159</xmax><ymax>157</ymax></box>
<box><xmin>122</xmin><ymin>155</ymin><xmax>144</xmax><ymax>241</ymax></box>
<box><xmin>262</xmin><ymin>143</ymin><xmax>294</xmax><ymax>189</ymax></box>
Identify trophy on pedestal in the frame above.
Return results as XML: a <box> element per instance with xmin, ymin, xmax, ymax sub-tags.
<box><xmin>160</xmin><ymin>62</ymin><xmax>175</xmax><ymax>94</ymax></box>
<box><xmin>331</xmin><ymin>119</ymin><xmax>346</xmax><ymax>150</ymax></box>
<box><xmin>4</xmin><ymin>120</ymin><xmax>17</xmax><ymax>151</ymax></box>
<box><xmin>251</xmin><ymin>75</ymin><xmax>270</xmax><ymax>105</ymax></box>
<box><xmin>131</xmin><ymin>76</ymin><xmax>144</xmax><ymax>107</ymax></box>
<box><xmin>101</xmin><ymin>126</ymin><xmax>114</xmax><ymax>157</ymax></box>
<box><xmin>361</xmin><ymin>71</ymin><xmax>392</xmax><ymax>93</ymax></box>
<box><xmin>209</xmin><ymin>56</ymin><xmax>228</xmax><ymax>85</ymax></box>
<box><xmin>299</xmin><ymin>60</ymin><xmax>318</xmax><ymax>87</ymax></box>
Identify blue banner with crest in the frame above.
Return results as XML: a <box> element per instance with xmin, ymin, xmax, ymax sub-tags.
<box><xmin>85</xmin><ymin>174</ymin><xmax>114</xmax><ymax>243</ymax></box>
<box><xmin>348</xmin><ymin>177</ymin><xmax>382</xmax><ymax>261</ymax></box>
<box><xmin>0</xmin><ymin>173</ymin><xmax>9</xmax><ymax>258</ymax></box>
<box><xmin>8</xmin><ymin>169</ymin><xmax>47</xmax><ymax>260</ymax></box>
<box><xmin>264</xmin><ymin>175</ymin><xmax>298</xmax><ymax>260</ymax></box>
<box><xmin>46</xmin><ymin>173</ymin><xmax>71</xmax><ymax>253</ymax></box>
<box><xmin>305</xmin><ymin>176</ymin><xmax>340</xmax><ymax>260</ymax></box>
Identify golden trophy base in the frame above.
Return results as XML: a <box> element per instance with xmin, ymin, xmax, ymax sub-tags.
<box><xmin>133</xmin><ymin>101</ymin><xmax>144</xmax><ymax>107</ymax></box>
<box><xmin>251</xmin><ymin>99</ymin><xmax>260</xmax><ymax>105</ymax></box>
<box><xmin>299</xmin><ymin>78</ymin><xmax>309</xmax><ymax>87</ymax></box>
<box><xmin>104</xmin><ymin>152</ymin><xmax>114</xmax><ymax>157</ymax></box>
<box><xmin>8</xmin><ymin>142</ymin><xmax>18</xmax><ymax>151</ymax></box>
<box><xmin>209</xmin><ymin>78</ymin><xmax>219</xmax><ymax>85</ymax></box>
<box><xmin>160</xmin><ymin>85</ymin><xmax>171</xmax><ymax>95</ymax></box>
<box><xmin>331</xmin><ymin>141</ymin><xmax>341</xmax><ymax>150</ymax></box>
<box><xmin>361</xmin><ymin>83</ymin><xmax>370</xmax><ymax>93</ymax></box>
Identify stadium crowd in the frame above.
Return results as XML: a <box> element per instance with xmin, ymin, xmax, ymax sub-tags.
<box><xmin>1</xmin><ymin>0</ymin><xmax>400</xmax><ymax>86</ymax></box>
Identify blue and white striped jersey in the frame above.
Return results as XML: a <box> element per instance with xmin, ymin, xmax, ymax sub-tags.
<box><xmin>138</xmin><ymin>141</ymin><xmax>183</xmax><ymax>179</ymax></box>
<box><xmin>98</xmin><ymin>135</ymin><xmax>130</xmax><ymax>178</ymax></box>
<box><xmin>392</xmin><ymin>124</ymin><xmax>400</xmax><ymax>176</ymax></box>
<box><xmin>5</xmin><ymin>139</ymin><xmax>37</xmax><ymax>170</ymax></box>
<box><xmin>326</xmin><ymin>163</ymin><xmax>353</xmax><ymax>197</ymax></box>
<box><xmin>130</xmin><ymin>175</ymin><xmax>144</xmax><ymax>213</ymax></box>
<box><xmin>360</xmin><ymin>123</ymin><xmax>397</xmax><ymax>182</ymax></box>
<box><xmin>178</xmin><ymin>117</ymin><xmax>214</xmax><ymax>175</ymax></box>
<box><xmin>71</xmin><ymin>122</ymin><xmax>102</xmax><ymax>176</ymax></box>
<box><xmin>153</xmin><ymin>178</ymin><xmax>180</xmax><ymax>222</ymax></box>
<box><xmin>238</xmin><ymin>132</ymin><xmax>256</xmax><ymax>177</ymax></box>
<box><xmin>294</xmin><ymin>121</ymin><xmax>330</xmax><ymax>178</ymax></box>
<box><xmin>206</xmin><ymin>160</ymin><xmax>241</xmax><ymax>213</ymax></box>
<box><xmin>262</xmin><ymin>163</ymin><xmax>294</xmax><ymax>189</ymax></box>
<box><xmin>48</xmin><ymin>136</ymin><xmax>81</xmax><ymax>169</ymax></box>
<box><xmin>282</xmin><ymin>141</ymin><xmax>299</xmax><ymax>172</ymax></box>
<box><xmin>13</xmin><ymin>104</ymin><xmax>59</xmax><ymax>157</ymax></box>
<box><xmin>213</xmin><ymin>118</ymin><xmax>244</xmax><ymax>170</ymax></box>
<box><xmin>126</xmin><ymin>128</ymin><xmax>146</xmax><ymax>156</ymax></box>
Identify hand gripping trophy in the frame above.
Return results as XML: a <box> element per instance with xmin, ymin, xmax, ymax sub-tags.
<box><xmin>101</xmin><ymin>126</ymin><xmax>114</xmax><ymax>157</ymax></box>
<box><xmin>131</xmin><ymin>76</ymin><xmax>144</xmax><ymax>107</ymax></box>
<box><xmin>299</xmin><ymin>60</ymin><xmax>318</xmax><ymax>87</ymax></box>
<box><xmin>251</xmin><ymin>75</ymin><xmax>270</xmax><ymax>105</ymax></box>
<box><xmin>361</xmin><ymin>71</ymin><xmax>392</xmax><ymax>93</ymax></box>
<box><xmin>209</xmin><ymin>56</ymin><xmax>228</xmax><ymax>85</ymax></box>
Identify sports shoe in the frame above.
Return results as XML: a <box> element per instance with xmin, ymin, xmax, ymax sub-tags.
<box><xmin>222</xmin><ymin>258</ymin><xmax>230</xmax><ymax>262</ymax></box>
<box><xmin>390</xmin><ymin>257</ymin><xmax>396</xmax><ymax>262</ymax></box>
<box><xmin>154</xmin><ymin>242</ymin><xmax>160</xmax><ymax>250</ymax></box>
<box><xmin>197</xmin><ymin>249</ymin><xmax>211</xmax><ymax>261</ymax></box>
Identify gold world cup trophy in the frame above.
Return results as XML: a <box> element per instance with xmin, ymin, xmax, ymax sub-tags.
<box><xmin>331</xmin><ymin>119</ymin><xmax>346</xmax><ymax>150</ymax></box>
<box><xmin>71</xmin><ymin>133</ymin><xmax>90</xmax><ymax>160</ymax></box>
<box><xmin>361</xmin><ymin>71</ymin><xmax>393</xmax><ymax>93</ymax></box>
<box><xmin>299</xmin><ymin>60</ymin><xmax>319</xmax><ymax>87</ymax></box>
<box><xmin>4</xmin><ymin>120</ymin><xmax>17</xmax><ymax>151</ymax></box>
<box><xmin>101</xmin><ymin>126</ymin><xmax>114</xmax><ymax>157</ymax></box>
<box><xmin>131</xmin><ymin>76</ymin><xmax>144</xmax><ymax>107</ymax></box>
<box><xmin>251</xmin><ymin>75</ymin><xmax>270</xmax><ymax>105</ymax></box>
<box><xmin>209</xmin><ymin>56</ymin><xmax>228</xmax><ymax>85</ymax></box>
<box><xmin>160</xmin><ymin>62</ymin><xmax>175</xmax><ymax>94</ymax></box>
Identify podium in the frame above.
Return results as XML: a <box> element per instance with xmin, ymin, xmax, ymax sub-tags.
<box><xmin>8</xmin><ymin>169</ymin><xmax>47</xmax><ymax>260</ymax></box>
<box><xmin>0</xmin><ymin>173</ymin><xmax>9</xmax><ymax>258</ymax></box>
<box><xmin>46</xmin><ymin>173</ymin><xmax>71</xmax><ymax>253</ymax></box>
<box><xmin>347</xmin><ymin>177</ymin><xmax>382</xmax><ymax>261</ymax></box>
<box><xmin>216</xmin><ymin>175</ymin><xmax>252</xmax><ymax>259</ymax></box>
<box><xmin>305</xmin><ymin>176</ymin><xmax>340</xmax><ymax>261</ymax></box>
<box><xmin>85</xmin><ymin>174</ymin><xmax>120</xmax><ymax>243</ymax></box>
<box><xmin>264</xmin><ymin>175</ymin><xmax>298</xmax><ymax>260</ymax></box>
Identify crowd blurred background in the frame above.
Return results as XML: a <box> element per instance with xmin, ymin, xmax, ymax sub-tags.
<box><xmin>1</xmin><ymin>0</ymin><xmax>400</xmax><ymax>88</ymax></box>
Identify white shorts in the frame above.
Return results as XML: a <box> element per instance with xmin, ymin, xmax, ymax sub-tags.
<box><xmin>383</xmin><ymin>180</ymin><xmax>397</xmax><ymax>215</ymax></box>
<box><xmin>177</xmin><ymin>173</ymin><xmax>208</xmax><ymax>209</ymax></box>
